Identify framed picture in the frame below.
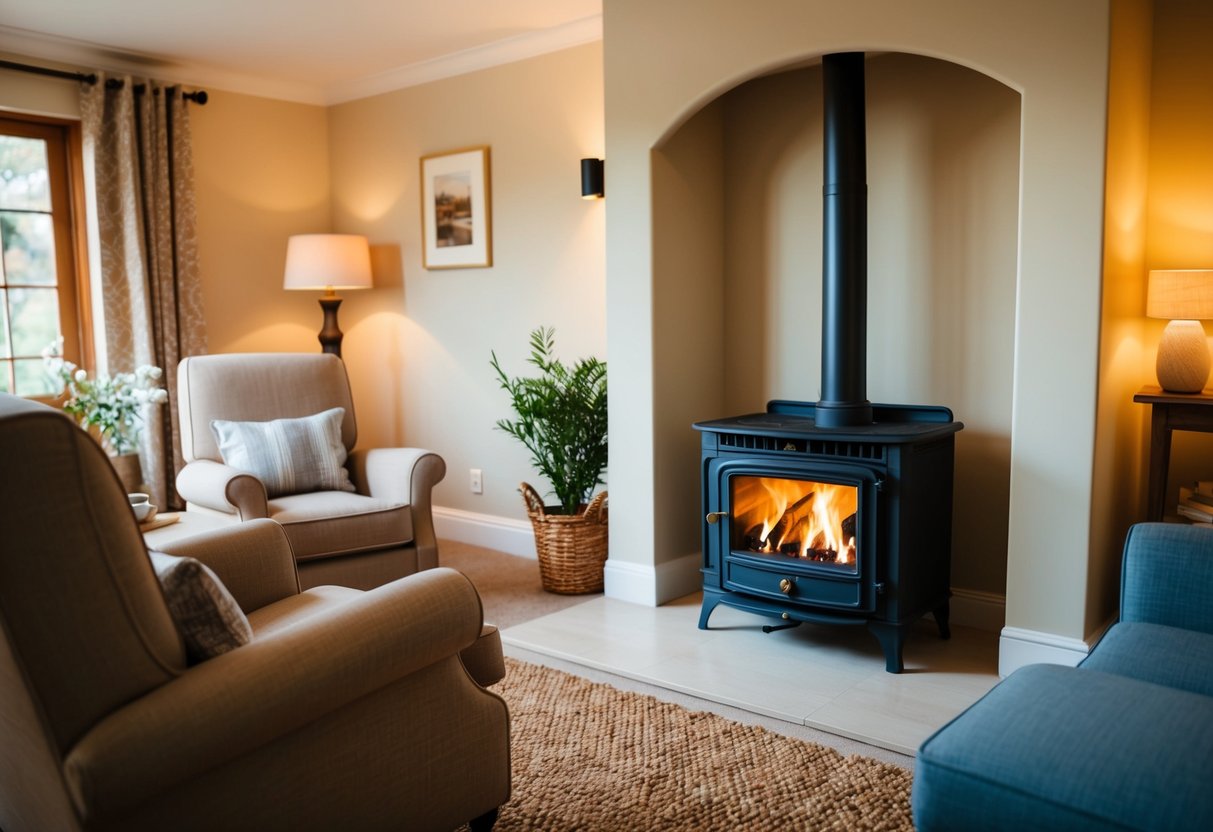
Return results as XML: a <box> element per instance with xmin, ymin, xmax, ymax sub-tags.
<box><xmin>420</xmin><ymin>145</ymin><xmax>492</xmax><ymax>270</ymax></box>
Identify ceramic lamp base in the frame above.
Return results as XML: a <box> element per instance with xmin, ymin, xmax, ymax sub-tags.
<box><xmin>1156</xmin><ymin>319</ymin><xmax>1211</xmax><ymax>393</ymax></box>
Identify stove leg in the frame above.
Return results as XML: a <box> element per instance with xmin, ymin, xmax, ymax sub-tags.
<box><xmin>933</xmin><ymin>601</ymin><xmax>951</xmax><ymax>640</ymax></box>
<box><xmin>867</xmin><ymin>621</ymin><xmax>906</xmax><ymax>673</ymax></box>
<box><xmin>698</xmin><ymin>590</ymin><xmax>724</xmax><ymax>629</ymax></box>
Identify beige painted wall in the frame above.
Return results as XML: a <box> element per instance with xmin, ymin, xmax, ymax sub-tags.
<box><xmin>1145</xmin><ymin>0</ymin><xmax>1213</xmax><ymax>508</ymax></box>
<box><xmin>605</xmin><ymin>0</ymin><xmax>1112</xmax><ymax>644</ymax></box>
<box><xmin>710</xmin><ymin>55</ymin><xmax>1019</xmax><ymax>598</ymax></box>
<box><xmin>651</xmin><ymin>101</ymin><xmax>726</xmax><ymax>564</ymax></box>
<box><xmin>327</xmin><ymin>43</ymin><xmax>606</xmax><ymax>518</ymax></box>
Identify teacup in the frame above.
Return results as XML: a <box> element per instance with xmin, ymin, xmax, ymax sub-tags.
<box><xmin>128</xmin><ymin>493</ymin><xmax>154</xmax><ymax>522</ymax></box>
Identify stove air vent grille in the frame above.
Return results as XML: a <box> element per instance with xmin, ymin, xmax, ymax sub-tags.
<box><xmin>718</xmin><ymin>432</ymin><xmax>885</xmax><ymax>462</ymax></box>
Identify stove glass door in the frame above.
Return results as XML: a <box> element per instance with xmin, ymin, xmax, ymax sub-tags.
<box><xmin>730</xmin><ymin>475</ymin><xmax>859</xmax><ymax>574</ymax></box>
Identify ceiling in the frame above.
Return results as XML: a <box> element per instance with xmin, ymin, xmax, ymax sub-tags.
<box><xmin>0</xmin><ymin>0</ymin><xmax>602</xmax><ymax>105</ymax></box>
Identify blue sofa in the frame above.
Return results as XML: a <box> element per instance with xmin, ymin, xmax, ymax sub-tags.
<box><xmin>913</xmin><ymin>523</ymin><xmax>1213</xmax><ymax>831</ymax></box>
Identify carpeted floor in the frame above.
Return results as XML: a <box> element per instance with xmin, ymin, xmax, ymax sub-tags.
<box><xmin>440</xmin><ymin>539</ymin><xmax>595</xmax><ymax>629</ymax></box>
<box><xmin>486</xmin><ymin>657</ymin><xmax>914</xmax><ymax>831</ymax></box>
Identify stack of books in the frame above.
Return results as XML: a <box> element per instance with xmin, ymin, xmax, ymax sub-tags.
<box><xmin>1177</xmin><ymin>483</ymin><xmax>1213</xmax><ymax>525</ymax></box>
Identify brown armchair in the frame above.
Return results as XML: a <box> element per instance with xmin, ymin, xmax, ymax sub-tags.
<box><xmin>175</xmin><ymin>352</ymin><xmax>446</xmax><ymax>590</ymax></box>
<box><xmin>0</xmin><ymin>393</ymin><xmax>509</xmax><ymax>831</ymax></box>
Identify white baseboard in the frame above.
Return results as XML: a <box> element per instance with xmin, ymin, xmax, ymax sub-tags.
<box><xmin>998</xmin><ymin>613</ymin><xmax>1117</xmax><ymax>677</ymax></box>
<box><xmin>998</xmin><ymin>626</ymin><xmax>1091</xmax><ymax>677</ymax></box>
<box><xmin>604</xmin><ymin>552</ymin><xmax>701</xmax><ymax>606</ymax></box>
<box><xmin>949</xmin><ymin>588</ymin><xmax>1005</xmax><ymax>633</ymax></box>
<box><xmin>432</xmin><ymin>506</ymin><xmax>535</xmax><ymax>559</ymax></box>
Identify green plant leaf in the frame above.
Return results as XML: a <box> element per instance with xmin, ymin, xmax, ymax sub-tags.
<box><xmin>491</xmin><ymin>327</ymin><xmax>607</xmax><ymax>515</ymax></box>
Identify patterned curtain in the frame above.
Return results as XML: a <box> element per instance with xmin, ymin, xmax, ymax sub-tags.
<box><xmin>80</xmin><ymin>74</ymin><xmax>207</xmax><ymax>509</ymax></box>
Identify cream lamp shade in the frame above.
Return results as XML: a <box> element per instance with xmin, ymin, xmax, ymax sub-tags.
<box><xmin>283</xmin><ymin>234</ymin><xmax>373</xmax><ymax>357</ymax></box>
<box><xmin>283</xmin><ymin>234</ymin><xmax>373</xmax><ymax>292</ymax></box>
<box><xmin>1147</xmin><ymin>269</ymin><xmax>1213</xmax><ymax>394</ymax></box>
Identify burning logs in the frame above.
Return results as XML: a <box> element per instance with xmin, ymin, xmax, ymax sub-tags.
<box><xmin>766</xmin><ymin>491</ymin><xmax>815</xmax><ymax>549</ymax></box>
<box><xmin>742</xmin><ymin>504</ymin><xmax>858</xmax><ymax>566</ymax></box>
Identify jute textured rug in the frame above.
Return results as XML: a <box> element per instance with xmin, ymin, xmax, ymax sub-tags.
<box><xmin>490</xmin><ymin>657</ymin><xmax>913</xmax><ymax>831</ymax></box>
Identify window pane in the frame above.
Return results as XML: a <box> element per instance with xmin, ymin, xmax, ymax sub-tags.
<box><xmin>8</xmin><ymin>287</ymin><xmax>59</xmax><ymax>356</ymax></box>
<box><xmin>0</xmin><ymin>288</ymin><xmax>8</xmax><ymax>358</ymax></box>
<box><xmin>13</xmin><ymin>357</ymin><xmax>56</xmax><ymax>396</ymax></box>
<box><xmin>0</xmin><ymin>136</ymin><xmax>51</xmax><ymax>211</ymax></box>
<box><xmin>0</xmin><ymin>363</ymin><xmax>10</xmax><ymax>393</ymax></box>
<box><xmin>1</xmin><ymin>212</ymin><xmax>56</xmax><ymax>286</ymax></box>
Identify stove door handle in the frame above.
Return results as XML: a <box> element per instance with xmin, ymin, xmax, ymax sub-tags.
<box><xmin>705</xmin><ymin>512</ymin><xmax>727</xmax><ymax>525</ymax></box>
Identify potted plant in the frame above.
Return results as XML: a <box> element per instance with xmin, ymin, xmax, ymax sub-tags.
<box><xmin>491</xmin><ymin>327</ymin><xmax>608</xmax><ymax>593</ymax></box>
<box><xmin>43</xmin><ymin>340</ymin><xmax>168</xmax><ymax>491</ymax></box>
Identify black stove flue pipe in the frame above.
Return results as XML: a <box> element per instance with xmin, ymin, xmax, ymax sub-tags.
<box><xmin>816</xmin><ymin>52</ymin><xmax>873</xmax><ymax>428</ymax></box>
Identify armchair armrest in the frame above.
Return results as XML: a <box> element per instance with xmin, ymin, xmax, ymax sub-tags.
<box><xmin>64</xmin><ymin>567</ymin><xmax>486</xmax><ymax>822</ymax></box>
<box><xmin>349</xmin><ymin>448</ymin><xmax>446</xmax><ymax>570</ymax></box>
<box><xmin>175</xmin><ymin>459</ymin><xmax>269</xmax><ymax>520</ymax></box>
<box><xmin>1121</xmin><ymin>522</ymin><xmax>1213</xmax><ymax>634</ymax></box>
<box><xmin>153</xmin><ymin>518</ymin><xmax>300</xmax><ymax>613</ymax></box>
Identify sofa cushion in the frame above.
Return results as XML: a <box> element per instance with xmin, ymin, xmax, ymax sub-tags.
<box><xmin>267</xmin><ymin>491</ymin><xmax>413</xmax><ymax>560</ymax></box>
<box><xmin>913</xmin><ymin>663</ymin><xmax>1213</xmax><ymax>832</ymax></box>
<box><xmin>211</xmin><ymin>407</ymin><xmax>356</xmax><ymax>498</ymax></box>
<box><xmin>148</xmin><ymin>551</ymin><xmax>253</xmax><ymax>663</ymax></box>
<box><xmin>1080</xmin><ymin>621</ymin><xmax>1213</xmax><ymax>697</ymax></box>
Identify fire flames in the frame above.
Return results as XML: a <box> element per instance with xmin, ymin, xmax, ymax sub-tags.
<box><xmin>731</xmin><ymin>476</ymin><xmax>857</xmax><ymax>566</ymax></box>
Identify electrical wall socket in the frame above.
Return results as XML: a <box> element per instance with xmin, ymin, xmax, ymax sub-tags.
<box><xmin>470</xmin><ymin>468</ymin><xmax>483</xmax><ymax>494</ymax></box>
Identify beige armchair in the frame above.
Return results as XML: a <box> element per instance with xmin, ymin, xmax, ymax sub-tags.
<box><xmin>176</xmin><ymin>352</ymin><xmax>446</xmax><ymax>590</ymax></box>
<box><xmin>0</xmin><ymin>393</ymin><xmax>509</xmax><ymax>831</ymax></box>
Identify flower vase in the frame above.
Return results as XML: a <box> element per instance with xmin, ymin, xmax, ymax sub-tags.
<box><xmin>110</xmin><ymin>452</ymin><xmax>143</xmax><ymax>493</ymax></box>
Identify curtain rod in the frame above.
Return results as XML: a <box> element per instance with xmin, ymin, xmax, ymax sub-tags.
<box><xmin>0</xmin><ymin>58</ymin><xmax>208</xmax><ymax>104</ymax></box>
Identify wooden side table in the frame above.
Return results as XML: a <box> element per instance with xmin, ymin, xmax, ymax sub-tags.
<box><xmin>142</xmin><ymin>510</ymin><xmax>231</xmax><ymax>548</ymax></box>
<box><xmin>1133</xmin><ymin>385</ymin><xmax>1213</xmax><ymax>521</ymax></box>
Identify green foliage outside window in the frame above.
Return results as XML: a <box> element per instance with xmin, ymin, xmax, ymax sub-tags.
<box><xmin>1</xmin><ymin>133</ymin><xmax>61</xmax><ymax>397</ymax></box>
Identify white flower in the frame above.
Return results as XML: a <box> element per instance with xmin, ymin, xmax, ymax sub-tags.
<box><xmin>42</xmin><ymin>341</ymin><xmax>169</xmax><ymax>456</ymax></box>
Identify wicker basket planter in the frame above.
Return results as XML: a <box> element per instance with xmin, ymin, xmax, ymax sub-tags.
<box><xmin>521</xmin><ymin>482</ymin><xmax>608</xmax><ymax>594</ymax></box>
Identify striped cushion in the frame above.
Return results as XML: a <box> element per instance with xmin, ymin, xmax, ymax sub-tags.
<box><xmin>211</xmin><ymin>407</ymin><xmax>356</xmax><ymax>497</ymax></box>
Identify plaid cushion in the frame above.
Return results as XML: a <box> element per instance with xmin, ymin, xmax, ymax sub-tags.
<box><xmin>211</xmin><ymin>407</ymin><xmax>355</xmax><ymax>498</ymax></box>
<box><xmin>148</xmin><ymin>551</ymin><xmax>252</xmax><ymax>663</ymax></box>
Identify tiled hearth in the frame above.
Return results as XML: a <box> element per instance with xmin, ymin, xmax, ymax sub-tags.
<box><xmin>502</xmin><ymin>593</ymin><xmax>999</xmax><ymax>756</ymax></box>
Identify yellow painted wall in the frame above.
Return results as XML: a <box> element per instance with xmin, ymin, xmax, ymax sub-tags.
<box><xmin>1091</xmin><ymin>0</ymin><xmax>1153</xmax><ymax>640</ymax></box>
<box><xmin>190</xmin><ymin>91</ymin><xmax>331</xmax><ymax>356</ymax></box>
<box><xmin>1145</xmin><ymin>0</ymin><xmax>1213</xmax><ymax>511</ymax></box>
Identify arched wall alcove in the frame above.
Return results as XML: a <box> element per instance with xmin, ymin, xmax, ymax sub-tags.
<box><xmin>603</xmin><ymin>0</ymin><xmax>1113</xmax><ymax>672</ymax></box>
<box><xmin>650</xmin><ymin>53</ymin><xmax>1020</xmax><ymax>610</ymax></box>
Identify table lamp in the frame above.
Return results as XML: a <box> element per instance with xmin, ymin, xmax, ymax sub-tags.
<box><xmin>1147</xmin><ymin>269</ymin><xmax>1213</xmax><ymax>393</ymax></box>
<box><xmin>283</xmin><ymin>234</ymin><xmax>373</xmax><ymax>358</ymax></box>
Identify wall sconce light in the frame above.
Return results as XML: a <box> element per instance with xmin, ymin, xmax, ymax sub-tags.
<box><xmin>1147</xmin><ymin>268</ymin><xmax>1213</xmax><ymax>393</ymax></box>
<box><xmin>283</xmin><ymin>234</ymin><xmax>373</xmax><ymax>358</ymax></box>
<box><xmin>581</xmin><ymin>158</ymin><xmax>604</xmax><ymax>199</ymax></box>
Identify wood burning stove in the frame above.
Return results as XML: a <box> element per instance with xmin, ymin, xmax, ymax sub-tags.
<box><xmin>695</xmin><ymin>401</ymin><xmax>960</xmax><ymax>672</ymax></box>
<box><xmin>694</xmin><ymin>53</ymin><xmax>963</xmax><ymax>673</ymax></box>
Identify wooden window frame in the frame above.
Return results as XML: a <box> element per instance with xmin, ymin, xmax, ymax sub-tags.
<box><xmin>0</xmin><ymin>112</ymin><xmax>93</xmax><ymax>399</ymax></box>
